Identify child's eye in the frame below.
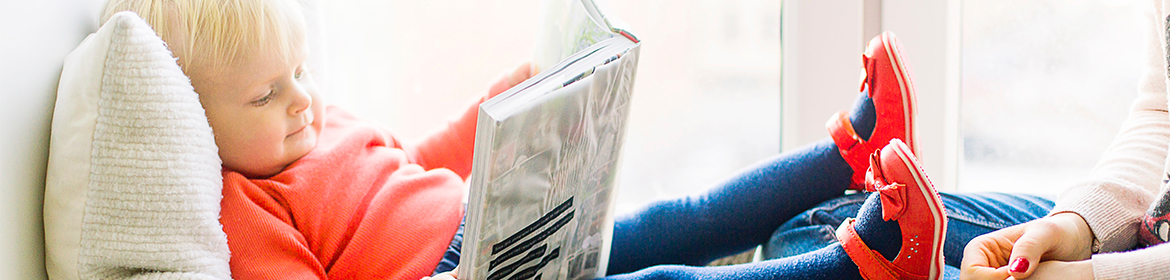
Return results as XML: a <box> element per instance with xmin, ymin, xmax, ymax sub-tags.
<box><xmin>250</xmin><ymin>90</ymin><xmax>276</xmax><ymax>106</ymax></box>
<box><xmin>294</xmin><ymin>70</ymin><xmax>304</xmax><ymax>80</ymax></box>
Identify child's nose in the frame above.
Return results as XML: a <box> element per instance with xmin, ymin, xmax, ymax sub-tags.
<box><xmin>288</xmin><ymin>87</ymin><xmax>312</xmax><ymax>115</ymax></box>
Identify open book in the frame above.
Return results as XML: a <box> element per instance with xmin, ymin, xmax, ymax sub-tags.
<box><xmin>459</xmin><ymin>0</ymin><xmax>640</xmax><ymax>279</ymax></box>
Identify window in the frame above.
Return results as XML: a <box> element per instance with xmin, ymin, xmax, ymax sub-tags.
<box><xmin>322</xmin><ymin>1</ymin><xmax>780</xmax><ymax>214</ymax></box>
<box><xmin>784</xmin><ymin>0</ymin><xmax>1148</xmax><ymax>194</ymax></box>
<box><xmin>958</xmin><ymin>0</ymin><xmax>1144</xmax><ymax>194</ymax></box>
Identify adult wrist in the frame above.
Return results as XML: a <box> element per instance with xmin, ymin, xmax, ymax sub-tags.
<box><xmin>1069</xmin><ymin>259</ymin><xmax>1095</xmax><ymax>280</ymax></box>
<box><xmin>1052</xmin><ymin>212</ymin><xmax>1096</xmax><ymax>258</ymax></box>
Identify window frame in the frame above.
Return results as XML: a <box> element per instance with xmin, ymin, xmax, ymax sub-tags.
<box><xmin>780</xmin><ymin>0</ymin><xmax>961</xmax><ymax>191</ymax></box>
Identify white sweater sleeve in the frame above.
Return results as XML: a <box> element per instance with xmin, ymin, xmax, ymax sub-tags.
<box><xmin>1091</xmin><ymin>243</ymin><xmax>1170</xmax><ymax>279</ymax></box>
<box><xmin>1051</xmin><ymin>0</ymin><xmax>1169</xmax><ymax>256</ymax></box>
<box><xmin>1050</xmin><ymin>1</ymin><xmax>1170</xmax><ymax>278</ymax></box>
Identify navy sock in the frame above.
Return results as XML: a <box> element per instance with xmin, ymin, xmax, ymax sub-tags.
<box><xmin>848</xmin><ymin>89</ymin><xmax>877</xmax><ymax>140</ymax></box>
<box><xmin>852</xmin><ymin>193</ymin><xmax>902</xmax><ymax>261</ymax></box>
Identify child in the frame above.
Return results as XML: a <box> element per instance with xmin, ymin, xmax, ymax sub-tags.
<box><xmin>102</xmin><ymin>0</ymin><xmax>959</xmax><ymax>279</ymax></box>
<box><xmin>102</xmin><ymin>0</ymin><xmax>530</xmax><ymax>278</ymax></box>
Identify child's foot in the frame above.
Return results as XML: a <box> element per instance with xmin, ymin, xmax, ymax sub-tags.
<box><xmin>827</xmin><ymin>31</ymin><xmax>919</xmax><ymax>191</ymax></box>
<box><xmin>835</xmin><ymin>139</ymin><xmax>945</xmax><ymax>280</ymax></box>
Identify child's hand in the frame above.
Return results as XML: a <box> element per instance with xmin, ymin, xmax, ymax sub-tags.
<box><xmin>487</xmin><ymin>62</ymin><xmax>534</xmax><ymax>98</ymax></box>
<box><xmin>422</xmin><ymin>266</ymin><xmax>459</xmax><ymax>280</ymax></box>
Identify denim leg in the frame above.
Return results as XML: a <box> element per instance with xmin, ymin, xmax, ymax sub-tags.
<box><xmin>602</xmin><ymin>244</ymin><xmax>863</xmax><ymax>280</ymax></box>
<box><xmin>761</xmin><ymin>192</ymin><xmax>1054</xmax><ymax>279</ymax></box>
<box><xmin>608</xmin><ymin>139</ymin><xmax>854</xmax><ymax>275</ymax></box>
<box><xmin>433</xmin><ymin>209</ymin><xmax>466</xmax><ymax>275</ymax></box>
<box><xmin>761</xmin><ymin>193</ymin><xmax>867</xmax><ymax>259</ymax></box>
<box><xmin>937</xmin><ymin>192</ymin><xmax>1053</xmax><ymax>266</ymax></box>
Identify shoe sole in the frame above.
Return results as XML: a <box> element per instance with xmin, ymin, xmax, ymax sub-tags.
<box><xmin>880</xmin><ymin>32</ymin><xmax>920</xmax><ymax>157</ymax></box>
<box><xmin>890</xmin><ymin>141</ymin><xmax>945</xmax><ymax>280</ymax></box>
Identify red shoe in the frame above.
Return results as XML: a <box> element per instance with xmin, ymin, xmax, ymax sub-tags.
<box><xmin>835</xmin><ymin>139</ymin><xmax>946</xmax><ymax>280</ymax></box>
<box><xmin>827</xmin><ymin>31</ymin><xmax>919</xmax><ymax>191</ymax></box>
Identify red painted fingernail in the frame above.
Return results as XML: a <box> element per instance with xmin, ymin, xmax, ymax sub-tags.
<box><xmin>1009</xmin><ymin>257</ymin><xmax>1030</xmax><ymax>273</ymax></box>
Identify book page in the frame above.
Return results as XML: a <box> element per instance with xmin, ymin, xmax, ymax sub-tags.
<box><xmin>534</xmin><ymin>0</ymin><xmax>616</xmax><ymax>72</ymax></box>
<box><xmin>463</xmin><ymin>41</ymin><xmax>640</xmax><ymax>280</ymax></box>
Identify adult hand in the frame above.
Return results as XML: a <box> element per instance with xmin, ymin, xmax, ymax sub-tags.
<box><xmin>488</xmin><ymin>62</ymin><xmax>534</xmax><ymax>98</ymax></box>
<box><xmin>960</xmin><ymin>212</ymin><xmax>1094</xmax><ymax>280</ymax></box>
<box><xmin>1003</xmin><ymin>260</ymin><xmax>1093</xmax><ymax>280</ymax></box>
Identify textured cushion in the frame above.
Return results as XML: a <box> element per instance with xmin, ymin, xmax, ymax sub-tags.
<box><xmin>44</xmin><ymin>11</ymin><xmax>231</xmax><ymax>280</ymax></box>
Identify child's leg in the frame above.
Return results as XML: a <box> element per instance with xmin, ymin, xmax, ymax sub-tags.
<box><xmin>607</xmin><ymin>31</ymin><xmax>918</xmax><ymax>275</ymax></box>
<box><xmin>601</xmin><ymin>195</ymin><xmax>894</xmax><ymax>280</ymax></box>
<box><xmin>603</xmin><ymin>244</ymin><xmax>864</xmax><ymax>280</ymax></box>
<box><xmin>601</xmin><ymin>195</ymin><xmax>893</xmax><ymax>280</ymax></box>
<box><xmin>604</xmin><ymin>140</ymin><xmax>945</xmax><ymax>279</ymax></box>
<box><xmin>606</xmin><ymin>92</ymin><xmax>896</xmax><ymax>273</ymax></box>
<box><xmin>836</xmin><ymin>139</ymin><xmax>947</xmax><ymax>279</ymax></box>
<box><xmin>601</xmin><ymin>194</ymin><xmax>906</xmax><ymax>280</ymax></box>
<box><xmin>607</xmin><ymin>139</ymin><xmax>853</xmax><ymax>274</ymax></box>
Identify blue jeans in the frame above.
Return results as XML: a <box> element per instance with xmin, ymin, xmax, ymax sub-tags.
<box><xmin>446</xmin><ymin>136</ymin><xmax>1055</xmax><ymax>279</ymax></box>
<box><xmin>607</xmin><ymin>140</ymin><xmax>855</xmax><ymax>276</ymax></box>
<box><xmin>762</xmin><ymin>192</ymin><xmax>1054</xmax><ymax>280</ymax></box>
<box><xmin>603</xmin><ymin>138</ymin><xmax>1055</xmax><ymax>280</ymax></box>
<box><xmin>440</xmin><ymin>139</ymin><xmax>859</xmax><ymax>278</ymax></box>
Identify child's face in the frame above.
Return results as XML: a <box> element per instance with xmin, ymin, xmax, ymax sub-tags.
<box><xmin>190</xmin><ymin>42</ymin><xmax>325</xmax><ymax>178</ymax></box>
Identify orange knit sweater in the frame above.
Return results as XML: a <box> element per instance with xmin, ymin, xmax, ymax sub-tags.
<box><xmin>219</xmin><ymin>103</ymin><xmax>482</xmax><ymax>279</ymax></box>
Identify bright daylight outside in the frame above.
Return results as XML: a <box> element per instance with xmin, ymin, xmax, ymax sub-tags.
<box><xmin>320</xmin><ymin>0</ymin><xmax>1140</xmax><ymax>210</ymax></box>
<box><xmin>960</xmin><ymin>0</ymin><xmax>1145</xmax><ymax>195</ymax></box>
<box><xmin>322</xmin><ymin>0</ymin><xmax>781</xmax><ymax>214</ymax></box>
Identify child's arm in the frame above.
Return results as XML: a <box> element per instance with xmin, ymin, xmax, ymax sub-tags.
<box><xmin>405</xmin><ymin>63</ymin><xmax>533</xmax><ymax>179</ymax></box>
<box><xmin>220</xmin><ymin>174</ymin><xmax>329</xmax><ymax>280</ymax></box>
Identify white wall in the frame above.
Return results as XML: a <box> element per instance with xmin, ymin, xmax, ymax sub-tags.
<box><xmin>0</xmin><ymin>0</ymin><xmax>107</xmax><ymax>278</ymax></box>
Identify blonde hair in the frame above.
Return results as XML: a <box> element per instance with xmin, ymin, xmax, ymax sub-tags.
<box><xmin>102</xmin><ymin>0</ymin><xmax>307</xmax><ymax>74</ymax></box>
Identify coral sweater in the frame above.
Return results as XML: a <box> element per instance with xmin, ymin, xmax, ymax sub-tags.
<box><xmin>219</xmin><ymin>102</ymin><xmax>483</xmax><ymax>279</ymax></box>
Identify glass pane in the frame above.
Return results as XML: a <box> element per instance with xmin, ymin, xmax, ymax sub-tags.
<box><xmin>960</xmin><ymin>1</ymin><xmax>1145</xmax><ymax>194</ymax></box>
<box><xmin>608</xmin><ymin>0</ymin><xmax>780</xmax><ymax>214</ymax></box>
<box><xmin>323</xmin><ymin>1</ymin><xmax>780</xmax><ymax>214</ymax></box>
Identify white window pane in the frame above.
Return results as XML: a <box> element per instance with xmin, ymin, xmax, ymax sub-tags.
<box><xmin>323</xmin><ymin>1</ymin><xmax>780</xmax><ymax>213</ymax></box>
<box><xmin>610</xmin><ymin>0</ymin><xmax>780</xmax><ymax>214</ymax></box>
<box><xmin>959</xmin><ymin>1</ymin><xmax>1144</xmax><ymax>194</ymax></box>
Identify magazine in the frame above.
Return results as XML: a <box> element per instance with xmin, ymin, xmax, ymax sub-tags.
<box><xmin>458</xmin><ymin>0</ymin><xmax>640</xmax><ymax>279</ymax></box>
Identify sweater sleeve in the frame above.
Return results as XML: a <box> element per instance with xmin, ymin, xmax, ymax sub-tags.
<box><xmin>219</xmin><ymin>173</ymin><xmax>327</xmax><ymax>280</ymax></box>
<box><xmin>404</xmin><ymin>96</ymin><xmax>488</xmax><ymax>179</ymax></box>
<box><xmin>1051</xmin><ymin>0</ymin><xmax>1169</xmax><ymax>256</ymax></box>
<box><xmin>1091</xmin><ymin>242</ymin><xmax>1170</xmax><ymax>278</ymax></box>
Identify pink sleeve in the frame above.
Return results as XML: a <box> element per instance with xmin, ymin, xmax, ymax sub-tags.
<box><xmin>1050</xmin><ymin>0</ymin><xmax>1170</xmax><ymax>253</ymax></box>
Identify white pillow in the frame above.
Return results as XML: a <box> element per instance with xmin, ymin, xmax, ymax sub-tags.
<box><xmin>44</xmin><ymin>11</ymin><xmax>230</xmax><ymax>280</ymax></box>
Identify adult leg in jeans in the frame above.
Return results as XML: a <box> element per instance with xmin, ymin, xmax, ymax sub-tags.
<box><xmin>761</xmin><ymin>192</ymin><xmax>1054</xmax><ymax>279</ymax></box>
